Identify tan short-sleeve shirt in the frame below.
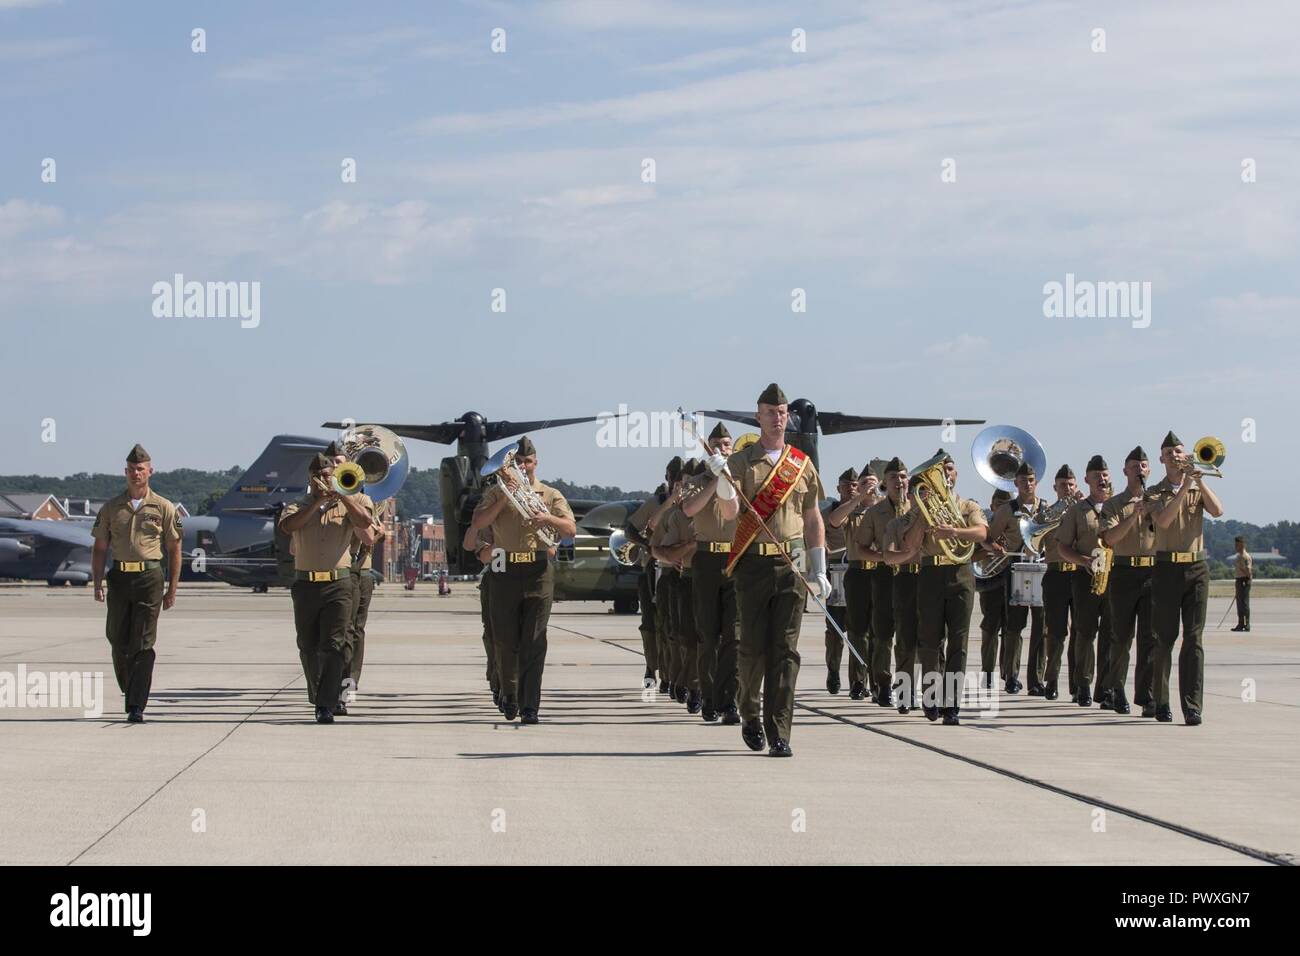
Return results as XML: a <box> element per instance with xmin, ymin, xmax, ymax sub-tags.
<box><xmin>1057</xmin><ymin>498</ymin><xmax>1105</xmax><ymax>557</ymax></box>
<box><xmin>725</xmin><ymin>442</ymin><xmax>824</xmax><ymax>541</ymax></box>
<box><xmin>350</xmin><ymin>495</ymin><xmax>379</xmax><ymax>570</ymax></box>
<box><xmin>1235</xmin><ymin>551</ymin><xmax>1253</xmax><ymax>579</ymax></box>
<box><xmin>91</xmin><ymin>489</ymin><xmax>182</xmax><ymax>561</ymax></box>
<box><xmin>683</xmin><ymin>476</ymin><xmax>735</xmax><ymax>544</ymax></box>
<box><xmin>279</xmin><ymin>494</ymin><xmax>362</xmax><ymax>572</ymax></box>
<box><xmin>474</xmin><ymin>481</ymin><xmax>574</xmax><ymax>552</ymax></box>
<box><xmin>1146</xmin><ymin>477</ymin><xmax>1205</xmax><ymax>553</ymax></box>
<box><xmin>858</xmin><ymin>496</ymin><xmax>903</xmax><ymax>559</ymax></box>
<box><xmin>1098</xmin><ymin>488</ymin><xmax>1156</xmax><ymax>557</ymax></box>
<box><xmin>657</xmin><ymin>502</ymin><xmax>698</xmax><ymax>570</ymax></box>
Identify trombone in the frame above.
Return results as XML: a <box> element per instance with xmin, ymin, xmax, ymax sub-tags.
<box><xmin>1180</xmin><ymin>436</ymin><xmax>1226</xmax><ymax>479</ymax></box>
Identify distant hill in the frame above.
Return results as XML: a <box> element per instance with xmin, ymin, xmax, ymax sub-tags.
<box><xmin>0</xmin><ymin>468</ymin><xmax>651</xmax><ymax>518</ymax></box>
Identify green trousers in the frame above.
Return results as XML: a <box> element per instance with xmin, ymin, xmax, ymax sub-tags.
<box><xmin>1071</xmin><ymin>572</ymin><xmax>1113</xmax><ymax>692</ymax></box>
<box><xmin>828</xmin><ymin>567</ymin><xmax>871</xmax><ymax>689</ymax></box>
<box><xmin>1006</xmin><ymin>601</ymin><xmax>1044</xmax><ymax>685</ymax></box>
<box><xmin>655</xmin><ymin>569</ymin><xmax>678</xmax><ymax>683</ymax></box>
<box><xmin>344</xmin><ymin>568</ymin><xmax>374</xmax><ymax>686</ymax></box>
<box><xmin>1152</xmin><ymin>560</ymin><xmax>1208</xmax><ymax>715</ymax></box>
<box><xmin>978</xmin><ymin>580</ymin><xmax>1007</xmax><ymax>677</ymax></box>
<box><xmin>105</xmin><ymin>565</ymin><xmax>164</xmax><ymax>710</ymax></box>
<box><xmin>291</xmin><ymin>577</ymin><xmax>352</xmax><ymax>710</ymax></box>
<box><xmin>637</xmin><ymin>567</ymin><xmax>658</xmax><ymax>674</ymax></box>
<box><xmin>916</xmin><ymin>564</ymin><xmax>975</xmax><ymax>711</ymax></box>
<box><xmin>488</xmin><ymin>559</ymin><xmax>553</xmax><ymax>712</ymax></box>
<box><xmin>1042</xmin><ymin>568</ymin><xmax>1076</xmax><ymax>691</ymax></box>
<box><xmin>479</xmin><ymin>572</ymin><xmax>499</xmax><ymax>693</ymax></box>
<box><xmin>733</xmin><ymin>554</ymin><xmax>804</xmax><ymax>743</ymax></box>
<box><xmin>675</xmin><ymin>571</ymin><xmax>699</xmax><ymax>690</ymax></box>
<box><xmin>890</xmin><ymin>569</ymin><xmax>919</xmax><ymax>704</ymax></box>
<box><xmin>691</xmin><ymin>549</ymin><xmax>739</xmax><ymax>713</ymax></box>
<box><xmin>1106</xmin><ymin>564</ymin><xmax>1154</xmax><ymax>704</ymax></box>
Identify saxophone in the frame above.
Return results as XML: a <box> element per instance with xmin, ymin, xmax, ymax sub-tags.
<box><xmin>1089</xmin><ymin>479</ymin><xmax>1113</xmax><ymax>595</ymax></box>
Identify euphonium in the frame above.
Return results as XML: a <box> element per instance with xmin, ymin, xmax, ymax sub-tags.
<box><xmin>1017</xmin><ymin>498</ymin><xmax>1074</xmax><ymax>560</ymax></box>
<box><xmin>607</xmin><ymin>528</ymin><xmax>641</xmax><ymax>567</ymax></box>
<box><xmin>910</xmin><ymin>452</ymin><xmax>975</xmax><ymax>563</ymax></box>
<box><xmin>480</xmin><ymin>442</ymin><xmax>560</xmax><ymax>549</ymax></box>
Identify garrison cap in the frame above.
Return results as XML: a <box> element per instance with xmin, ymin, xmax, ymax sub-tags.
<box><xmin>323</xmin><ymin>440</ymin><xmax>342</xmax><ymax>458</ymax></box>
<box><xmin>838</xmin><ymin>468</ymin><xmax>856</xmax><ymax>484</ymax></box>
<box><xmin>757</xmin><ymin>382</ymin><xmax>788</xmax><ymax>406</ymax></box>
<box><xmin>858</xmin><ymin>463</ymin><xmax>875</xmax><ymax>481</ymax></box>
<box><xmin>1086</xmin><ymin>454</ymin><xmax>1108</xmax><ymax>472</ymax></box>
<box><xmin>936</xmin><ymin>448</ymin><xmax>952</xmax><ymax>463</ymax></box>
<box><xmin>1126</xmin><ymin>445</ymin><xmax>1149</xmax><ymax>463</ymax></box>
<box><xmin>1161</xmin><ymin>431</ymin><xmax>1181</xmax><ymax>449</ymax></box>
<box><xmin>1015</xmin><ymin>461</ymin><xmax>1036</xmax><ymax>479</ymax></box>
<box><xmin>125</xmin><ymin>443</ymin><xmax>151</xmax><ymax>464</ymax></box>
<box><xmin>308</xmin><ymin>453</ymin><xmax>331</xmax><ymax>474</ymax></box>
<box><xmin>515</xmin><ymin>436</ymin><xmax>537</xmax><ymax>457</ymax></box>
<box><xmin>1054</xmin><ymin>464</ymin><xmax>1075</xmax><ymax>480</ymax></box>
<box><xmin>666</xmin><ymin>456</ymin><xmax>683</xmax><ymax>479</ymax></box>
<box><xmin>684</xmin><ymin>458</ymin><xmax>702</xmax><ymax>477</ymax></box>
<box><xmin>655</xmin><ymin>483</ymin><xmax>667</xmax><ymax>501</ymax></box>
<box><xmin>885</xmin><ymin>456</ymin><xmax>906</xmax><ymax>474</ymax></box>
<box><xmin>708</xmin><ymin>422</ymin><xmax>731</xmax><ymax>441</ymax></box>
<box><xmin>992</xmin><ymin>489</ymin><xmax>1013</xmax><ymax>504</ymax></box>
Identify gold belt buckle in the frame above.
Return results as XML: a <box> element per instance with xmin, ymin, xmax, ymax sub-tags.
<box><xmin>1173</xmin><ymin>551</ymin><xmax>1192</xmax><ymax>564</ymax></box>
<box><xmin>308</xmin><ymin>570</ymin><xmax>333</xmax><ymax>582</ymax></box>
<box><xmin>509</xmin><ymin>551</ymin><xmax>536</xmax><ymax>563</ymax></box>
<box><xmin>118</xmin><ymin>561</ymin><xmax>144</xmax><ymax>572</ymax></box>
<box><xmin>709</xmin><ymin>542</ymin><xmax>731</xmax><ymax>553</ymax></box>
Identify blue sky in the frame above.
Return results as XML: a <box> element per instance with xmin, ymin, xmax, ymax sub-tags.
<box><xmin>2</xmin><ymin>0</ymin><xmax>1297</xmax><ymax>521</ymax></box>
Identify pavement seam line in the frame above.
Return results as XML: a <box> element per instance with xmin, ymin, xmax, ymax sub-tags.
<box><xmin>551</xmin><ymin>622</ymin><xmax>1295</xmax><ymax>867</ymax></box>
<box><xmin>64</xmin><ymin>673</ymin><xmax>303</xmax><ymax>866</ymax></box>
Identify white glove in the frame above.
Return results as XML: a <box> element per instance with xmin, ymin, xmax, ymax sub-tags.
<box><xmin>806</xmin><ymin>547</ymin><xmax>832</xmax><ymax>601</ymax></box>
<box><xmin>715</xmin><ymin>475</ymin><xmax>736</xmax><ymax>501</ymax></box>
<box><xmin>704</xmin><ymin>452</ymin><xmax>730</xmax><ymax>478</ymax></box>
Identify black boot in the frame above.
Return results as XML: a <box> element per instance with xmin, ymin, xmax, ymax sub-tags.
<box><xmin>702</xmin><ymin>703</ymin><xmax>718</xmax><ymax>722</ymax></box>
<box><xmin>741</xmin><ymin>719</ymin><xmax>766</xmax><ymax>751</ymax></box>
<box><xmin>1077</xmin><ymin>687</ymin><xmax>1092</xmax><ymax>707</ymax></box>
<box><xmin>721</xmin><ymin>706</ymin><xmax>741</xmax><ymax>725</ymax></box>
<box><xmin>1155</xmin><ymin>704</ymin><xmax>1173</xmax><ymax>722</ymax></box>
<box><xmin>686</xmin><ymin>689</ymin><xmax>702</xmax><ymax>714</ymax></box>
<box><xmin>849</xmin><ymin>681</ymin><xmax>866</xmax><ymax>700</ymax></box>
<box><xmin>942</xmin><ymin>707</ymin><xmax>961</xmax><ymax>726</ymax></box>
<box><xmin>827</xmin><ymin>671</ymin><xmax>841</xmax><ymax>695</ymax></box>
<box><xmin>1044</xmin><ymin>683</ymin><xmax>1058</xmax><ymax>700</ymax></box>
<box><xmin>1112</xmin><ymin>688</ymin><xmax>1131</xmax><ymax>714</ymax></box>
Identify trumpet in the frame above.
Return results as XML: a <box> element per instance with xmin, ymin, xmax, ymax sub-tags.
<box><xmin>480</xmin><ymin>442</ymin><xmax>560</xmax><ymax>549</ymax></box>
<box><xmin>910</xmin><ymin>451</ymin><xmax>975</xmax><ymax>563</ymax></box>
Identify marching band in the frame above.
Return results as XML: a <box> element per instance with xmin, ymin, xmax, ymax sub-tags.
<box><xmin>97</xmin><ymin>386</ymin><xmax>1226</xmax><ymax>749</ymax></box>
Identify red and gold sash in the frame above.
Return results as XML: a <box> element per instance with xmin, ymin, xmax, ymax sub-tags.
<box><xmin>725</xmin><ymin>444</ymin><xmax>810</xmax><ymax>576</ymax></box>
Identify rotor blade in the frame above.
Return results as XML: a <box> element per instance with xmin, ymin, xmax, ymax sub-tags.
<box><xmin>485</xmin><ymin>416</ymin><xmax>606</xmax><ymax>441</ymax></box>
<box><xmin>695</xmin><ymin>409</ymin><xmax>761</xmax><ymax>429</ymax></box>
<box><xmin>817</xmin><ymin>413</ymin><xmax>985</xmax><ymax>435</ymax></box>
<box><xmin>321</xmin><ymin>421</ymin><xmax>464</xmax><ymax>444</ymax></box>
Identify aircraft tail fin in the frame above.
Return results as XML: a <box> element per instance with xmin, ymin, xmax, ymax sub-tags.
<box><xmin>211</xmin><ymin>434</ymin><xmax>329</xmax><ymax>514</ymax></box>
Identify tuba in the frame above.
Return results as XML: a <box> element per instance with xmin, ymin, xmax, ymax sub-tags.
<box><xmin>910</xmin><ymin>451</ymin><xmax>975</xmax><ymax>563</ymax></box>
<box><xmin>1018</xmin><ymin>498</ymin><xmax>1074</xmax><ymax>560</ymax></box>
<box><xmin>607</xmin><ymin>528</ymin><xmax>642</xmax><ymax>567</ymax></box>
<box><xmin>331</xmin><ymin>424</ymin><xmax>409</xmax><ymax>502</ymax></box>
<box><xmin>971</xmin><ymin>424</ymin><xmax>1047</xmax><ymax>494</ymax></box>
<box><xmin>480</xmin><ymin>442</ymin><xmax>560</xmax><ymax>549</ymax></box>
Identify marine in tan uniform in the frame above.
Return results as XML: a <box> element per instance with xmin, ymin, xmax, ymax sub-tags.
<box><xmin>1056</xmin><ymin>455</ymin><xmax>1114</xmax><ymax>708</ymax></box>
<box><xmin>1232</xmin><ymin>536</ymin><xmax>1252</xmax><ymax>632</ymax></box>
<box><xmin>326</xmin><ymin>442</ymin><xmax>384</xmax><ymax>715</ymax></box>
<box><xmin>863</xmin><ymin>458</ymin><xmax>914</xmax><ymax>710</ymax></box>
<box><xmin>654</xmin><ymin>459</ymin><xmax>704</xmax><ymax>714</ymax></box>
<box><xmin>682</xmin><ymin>423</ymin><xmax>740</xmax><ymax>723</ymax></box>
<box><xmin>278</xmin><ymin>453</ymin><xmax>377</xmax><ymax>723</ymax></box>
<box><xmin>1147</xmin><ymin>430</ymin><xmax>1224</xmax><ymax>725</ymax></box>
<box><xmin>823</xmin><ymin>468</ymin><xmax>875</xmax><ymax>698</ymax></box>
<box><xmin>468</xmin><ymin>436</ymin><xmax>576</xmax><ymax>724</ymax></box>
<box><xmin>897</xmin><ymin>451</ymin><xmax>988</xmax><ymax>724</ymax></box>
<box><xmin>984</xmin><ymin>463</ymin><xmax>1048</xmax><ymax>694</ymax></box>
<box><xmin>90</xmin><ymin>444</ymin><xmax>183</xmax><ymax>723</ymax></box>
<box><xmin>624</xmin><ymin>485</ymin><xmax>666</xmax><ymax>686</ymax></box>
<box><xmin>648</xmin><ymin>457</ymin><xmax>685</xmax><ymax>698</ymax></box>
<box><xmin>707</xmin><ymin>383</ymin><xmax>828</xmax><ymax>757</ymax></box>
<box><xmin>1041</xmin><ymin>465</ymin><xmax>1083</xmax><ymax>702</ymax></box>
<box><xmin>1098</xmin><ymin>445</ymin><xmax>1157</xmax><ymax>715</ymax></box>
<box><xmin>975</xmin><ymin>488</ymin><xmax>1012</xmax><ymax>689</ymax></box>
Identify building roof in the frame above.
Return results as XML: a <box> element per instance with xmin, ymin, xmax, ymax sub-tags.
<box><xmin>0</xmin><ymin>493</ymin><xmax>69</xmax><ymax>520</ymax></box>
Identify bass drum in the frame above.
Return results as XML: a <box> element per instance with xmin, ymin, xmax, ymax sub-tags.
<box><xmin>1010</xmin><ymin>562</ymin><xmax>1045</xmax><ymax>608</ymax></box>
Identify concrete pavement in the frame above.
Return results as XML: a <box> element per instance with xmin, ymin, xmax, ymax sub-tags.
<box><xmin>1</xmin><ymin>582</ymin><xmax>1295</xmax><ymax>865</ymax></box>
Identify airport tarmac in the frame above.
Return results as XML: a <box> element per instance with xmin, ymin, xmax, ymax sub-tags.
<box><xmin>1</xmin><ymin>582</ymin><xmax>1296</xmax><ymax>866</ymax></box>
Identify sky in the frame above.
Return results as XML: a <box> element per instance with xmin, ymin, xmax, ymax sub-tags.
<box><xmin>1</xmin><ymin>0</ymin><xmax>1298</xmax><ymax>521</ymax></box>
